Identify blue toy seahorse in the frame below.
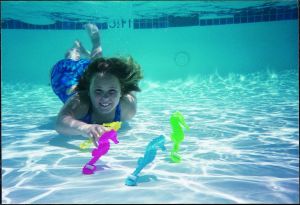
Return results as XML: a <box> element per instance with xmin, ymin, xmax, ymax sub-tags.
<box><xmin>170</xmin><ymin>111</ymin><xmax>189</xmax><ymax>163</ymax></box>
<box><xmin>125</xmin><ymin>135</ymin><xmax>166</xmax><ymax>186</ymax></box>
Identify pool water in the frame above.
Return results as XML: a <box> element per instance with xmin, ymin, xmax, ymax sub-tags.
<box><xmin>1</xmin><ymin>1</ymin><xmax>299</xmax><ymax>204</ymax></box>
<box><xmin>2</xmin><ymin>69</ymin><xmax>299</xmax><ymax>203</ymax></box>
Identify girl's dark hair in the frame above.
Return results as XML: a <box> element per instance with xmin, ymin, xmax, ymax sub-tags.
<box><xmin>75</xmin><ymin>57</ymin><xmax>143</xmax><ymax>99</ymax></box>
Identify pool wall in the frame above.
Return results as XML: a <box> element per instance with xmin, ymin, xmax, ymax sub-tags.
<box><xmin>1</xmin><ymin>20</ymin><xmax>298</xmax><ymax>84</ymax></box>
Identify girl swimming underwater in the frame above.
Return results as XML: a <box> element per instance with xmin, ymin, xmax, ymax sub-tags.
<box><xmin>50</xmin><ymin>23</ymin><xmax>143</xmax><ymax>146</ymax></box>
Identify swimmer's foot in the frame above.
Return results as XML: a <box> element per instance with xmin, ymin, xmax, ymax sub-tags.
<box><xmin>65</xmin><ymin>40</ymin><xmax>90</xmax><ymax>60</ymax></box>
<box><xmin>84</xmin><ymin>23</ymin><xmax>100</xmax><ymax>45</ymax></box>
<box><xmin>73</xmin><ymin>40</ymin><xmax>91</xmax><ymax>58</ymax></box>
<box><xmin>65</xmin><ymin>47</ymin><xmax>80</xmax><ymax>60</ymax></box>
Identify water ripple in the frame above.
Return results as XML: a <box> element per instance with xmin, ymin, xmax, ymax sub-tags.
<box><xmin>2</xmin><ymin>69</ymin><xmax>299</xmax><ymax>203</ymax></box>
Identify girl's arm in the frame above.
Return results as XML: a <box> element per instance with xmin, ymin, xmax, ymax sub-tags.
<box><xmin>121</xmin><ymin>91</ymin><xmax>137</xmax><ymax>121</ymax></box>
<box><xmin>55</xmin><ymin>94</ymin><xmax>109</xmax><ymax>146</ymax></box>
<box><xmin>55</xmin><ymin>94</ymin><xmax>90</xmax><ymax>136</ymax></box>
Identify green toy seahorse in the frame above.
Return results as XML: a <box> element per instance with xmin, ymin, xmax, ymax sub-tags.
<box><xmin>170</xmin><ymin>111</ymin><xmax>189</xmax><ymax>163</ymax></box>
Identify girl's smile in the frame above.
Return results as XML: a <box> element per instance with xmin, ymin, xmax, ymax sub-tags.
<box><xmin>89</xmin><ymin>73</ymin><xmax>121</xmax><ymax>114</ymax></box>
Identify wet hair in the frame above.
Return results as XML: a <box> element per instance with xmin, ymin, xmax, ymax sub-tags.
<box><xmin>75</xmin><ymin>57</ymin><xmax>143</xmax><ymax>99</ymax></box>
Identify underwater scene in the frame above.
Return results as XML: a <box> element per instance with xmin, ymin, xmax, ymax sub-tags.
<box><xmin>1</xmin><ymin>1</ymin><xmax>299</xmax><ymax>204</ymax></box>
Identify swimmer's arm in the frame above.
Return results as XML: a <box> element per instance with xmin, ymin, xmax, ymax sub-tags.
<box><xmin>55</xmin><ymin>95</ymin><xmax>90</xmax><ymax>137</ymax></box>
<box><xmin>121</xmin><ymin>91</ymin><xmax>137</xmax><ymax>120</ymax></box>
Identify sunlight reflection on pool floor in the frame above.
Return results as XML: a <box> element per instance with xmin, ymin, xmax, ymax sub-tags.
<box><xmin>2</xmin><ymin>69</ymin><xmax>299</xmax><ymax>203</ymax></box>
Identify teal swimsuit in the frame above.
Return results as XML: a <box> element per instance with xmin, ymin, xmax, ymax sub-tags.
<box><xmin>80</xmin><ymin>103</ymin><xmax>121</xmax><ymax>123</ymax></box>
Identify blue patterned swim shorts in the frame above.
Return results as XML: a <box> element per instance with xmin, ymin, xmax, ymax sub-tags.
<box><xmin>51</xmin><ymin>59</ymin><xmax>90</xmax><ymax>103</ymax></box>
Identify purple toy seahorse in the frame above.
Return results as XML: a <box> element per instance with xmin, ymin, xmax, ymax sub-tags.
<box><xmin>82</xmin><ymin>130</ymin><xmax>119</xmax><ymax>175</ymax></box>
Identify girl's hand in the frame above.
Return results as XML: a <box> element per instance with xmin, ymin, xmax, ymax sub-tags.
<box><xmin>79</xmin><ymin>124</ymin><xmax>109</xmax><ymax>147</ymax></box>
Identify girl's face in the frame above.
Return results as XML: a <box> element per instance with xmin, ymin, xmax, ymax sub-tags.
<box><xmin>89</xmin><ymin>73</ymin><xmax>121</xmax><ymax>114</ymax></box>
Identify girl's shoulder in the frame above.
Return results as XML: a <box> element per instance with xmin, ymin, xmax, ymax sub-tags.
<box><xmin>120</xmin><ymin>92</ymin><xmax>137</xmax><ymax>121</ymax></box>
<box><xmin>62</xmin><ymin>92</ymin><xmax>90</xmax><ymax>119</ymax></box>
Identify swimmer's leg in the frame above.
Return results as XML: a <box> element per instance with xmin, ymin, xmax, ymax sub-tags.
<box><xmin>74</xmin><ymin>40</ymin><xmax>91</xmax><ymax>58</ymax></box>
<box><xmin>64</xmin><ymin>40</ymin><xmax>91</xmax><ymax>60</ymax></box>
<box><xmin>84</xmin><ymin>23</ymin><xmax>103</xmax><ymax>60</ymax></box>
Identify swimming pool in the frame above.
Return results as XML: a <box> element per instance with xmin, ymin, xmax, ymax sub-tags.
<box><xmin>2</xmin><ymin>1</ymin><xmax>299</xmax><ymax>204</ymax></box>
